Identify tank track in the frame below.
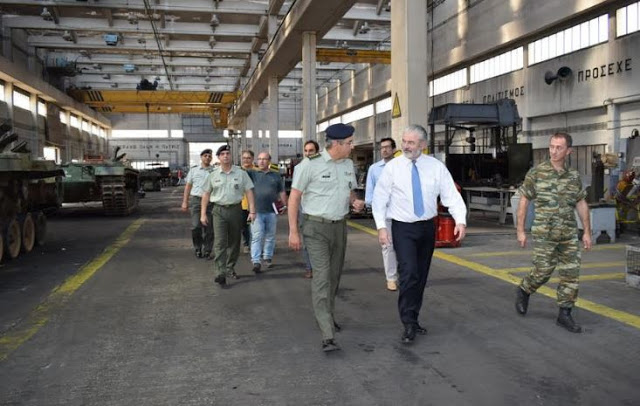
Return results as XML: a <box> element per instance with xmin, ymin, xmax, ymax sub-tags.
<box><xmin>101</xmin><ymin>180</ymin><xmax>137</xmax><ymax>216</ymax></box>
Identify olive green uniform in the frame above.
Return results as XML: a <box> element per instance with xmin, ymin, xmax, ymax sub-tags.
<box><xmin>292</xmin><ymin>149</ymin><xmax>357</xmax><ymax>340</ymax></box>
<box><xmin>518</xmin><ymin>160</ymin><xmax>587</xmax><ymax>307</ymax></box>
<box><xmin>202</xmin><ymin>166</ymin><xmax>254</xmax><ymax>278</ymax></box>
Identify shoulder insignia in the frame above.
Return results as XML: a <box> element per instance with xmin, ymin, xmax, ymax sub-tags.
<box><xmin>309</xmin><ymin>153</ymin><xmax>321</xmax><ymax>160</ymax></box>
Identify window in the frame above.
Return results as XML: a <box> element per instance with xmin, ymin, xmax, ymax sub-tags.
<box><xmin>170</xmin><ymin>129</ymin><xmax>184</xmax><ymax>138</ymax></box>
<box><xmin>470</xmin><ymin>47</ymin><xmax>523</xmax><ymax>83</ymax></box>
<box><xmin>278</xmin><ymin>130</ymin><xmax>302</xmax><ymax>138</ymax></box>
<box><xmin>43</xmin><ymin>146</ymin><xmax>60</xmax><ymax>163</ymax></box>
<box><xmin>375</xmin><ymin>97</ymin><xmax>392</xmax><ymax>114</ymax></box>
<box><xmin>13</xmin><ymin>89</ymin><xmax>30</xmax><ymax>110</ymax></box>
<box><xmin>429</xmin><ymin>68</ymin><xmax>467</xmax><ymax>97</ymax></box>
<box><xmin>529</xmin><ymin>15</ymin><xmax>608</xmax><ymax>65</ymax></box>
<box><xmin>99</xmin><ymin>128</ymin><xmax>107</xmax><ymax>138</ymax></box>
<box><xmin>60</xmin><ymin>111</ymin><xmax>68</xmax><ymax>124</ymax></box>
<box><xmin>0</xmin><ymin>83</ymin><xmax>4</xmax><ymax>101</ymax></box>
<box><xmin>70</xmin><ymin>115</ymin><xmax>80</xmax><ymax>129</ymax></box>
<box><xmin>38</xmin><ymin>101</ymin><xmax>47</xmax><ymax>117</ymax></box>
<box><xmin>131</xmin><ymin>160</ymin><xmax>170</xmax><ymax>170</ymax></box>
<box><xmin>328</xmin><ymin>116</ymin><xmax>342</xmax><ymax>126</ymax></box>
<box><xmin>342</xmin><ymin>104</ymin><xmax>374</xmax><ymax>124</ymax></box>
<box><xmin>617</xmin><ymin>2</ymin><xmax>640</xmax><ymax>37</ymax></box>
<box><xmin>91</xmin><ymin>124</ymin><xmax>99</xmax><ymax>135</ymax></box>
<box><xmin>111</xmin><ymin>129</ymin><xmax>169</xmax><ymax>138</ymax></box>
<box><xmin>82</xmin><ymin>120</ymin><xmax>90</xmax><ymax>132</ymax></box>
<box><xmin>317</xmin><ymin>121</ymin><xmax>329</xmax><ymax>133</ymax></box>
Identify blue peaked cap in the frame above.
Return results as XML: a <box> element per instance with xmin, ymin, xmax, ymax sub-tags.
<box><xmin>325</xmin><ymin>123</ymin><xmax>355</xmax><ymax>139</ymax></box>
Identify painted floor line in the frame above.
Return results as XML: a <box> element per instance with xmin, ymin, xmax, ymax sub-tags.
<box><xmin>0</xmin><ymin>218</ymin><xmax>146</xmax><ymax>362</ymax></box>
<box><xmin>468</xmin><ymin>243</ymin><xmax>626</xmax><ymax>258</ymax></box>
<box><xmin>346</xmin><ymin>221</ymin><xmax>640</xmax><ymax>330</ymax></box>
<box><xmin>497</xmin><ymin>261</ymin><xmax>626</xmax><ymax>273</ymax></box>
<box><xmin>548</xmin><ymin>273</ymin><xmax>625</xmax><ymax>283</ymax></box>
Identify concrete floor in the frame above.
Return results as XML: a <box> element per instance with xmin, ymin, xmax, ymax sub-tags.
<box><xmin>0</xmin><ymin>188</ymin><xmax>639</xmax><ymax>405</ymax></box>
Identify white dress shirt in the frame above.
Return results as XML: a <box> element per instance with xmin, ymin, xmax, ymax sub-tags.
<box><xmin>372</xmin><ymin>154</ymin><xmax>467</xmax><ymax>229</ymax></box>
<box><xmin>364</xmin><ymin>159</ymin><xmax>388</xmax><ymax>206</ymax></box>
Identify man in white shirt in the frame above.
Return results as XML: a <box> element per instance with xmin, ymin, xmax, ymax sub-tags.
<box><xmin>365</xmin><ymin>137</ymin><xmax>398</xmax><ymax>291</ymax></box>
<box><xmin>372</xmin><ymin>125</ymin><xmax>467</xmax><ymax>344</ymax></box>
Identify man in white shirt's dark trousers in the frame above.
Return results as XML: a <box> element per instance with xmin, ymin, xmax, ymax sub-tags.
<box><xmin>372</xmin><ymin>125</ymin><xmax>467</xmax><ymax>344</ymax></box>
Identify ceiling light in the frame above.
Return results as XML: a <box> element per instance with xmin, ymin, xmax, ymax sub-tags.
<box><xmin>204</xmin><ymin>76</ymin><xmax>211</xmax><ymax>82</ymax></box>
<box><xmin>210</xmin><ymin>14</ymin><xmax>220</xmax><ymax>28</ymax></box>
<box><xmin>358</xmin><ymin>22</ymin><xmax>370</xmax><ymax>35</ymax></box>
<box><xmin>123</xmin><ymin>64</ymin><xmax>136</xmax><ymax>73</ymax></box>
<box><xmin>128</xmin><ymin>12</ymin><xmax>139</xmax><ymax>25</ymax></box>
<box><xmin>62</xmin><ymin>30</ymin><xmax>74</xmax><ymax>41</ymax></box>
<box><xmin>385</xmin><ymin>1</ymin><xmax>391</xmax><ymax>12</ymax></box>
<box><xmin>41</xmin><ymin>7</ymin><xmax>53</xmax><ymax>21</ymax></box>
<box><xmin>209</xmin><ymin>36</ymin><xmax>217</xmax><ymax>48</ymax></box>
<box><xmin>137</xmin><ymin>38</ymin><xmax>146</xmax><ymax>44</ymax></box>
<box><xmin>110</xmin><ymin>83</ymin><xmax>118</xmax><ymax>88</ymax></box>
<box><xmin>102</xmin><ymin>73</ymin><xmax>111</xmax><ymax>79</ymax></box>
<box><xmin>92</xmin><ymin>64</ymin><xmax>101</xmax><ymax>70</ymax></box>
<box><xmin>104</xmin><ymin>33</ymin><xmax>119</xmax><ymax>46</ymax></box>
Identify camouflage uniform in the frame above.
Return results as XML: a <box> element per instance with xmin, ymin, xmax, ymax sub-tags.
<box><xmin>518</xmin><ymin>160</ymin><xmax>587</xmax><ymax>308</ymax></box>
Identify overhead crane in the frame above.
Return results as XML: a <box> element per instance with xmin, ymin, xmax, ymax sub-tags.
<box><xmin>67</xmin><ymin>48</ymin><xmax>389</xmax><ymax>129</ymax></box>
<box><xmin>68</xmin><ymin>90</ymin><xmax>235</xmax><ymax>128</ymax></box>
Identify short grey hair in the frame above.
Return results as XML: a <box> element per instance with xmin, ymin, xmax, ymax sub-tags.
<box><xmin>403</xmin><ymin>125</ymin><xmax>428</xmax><ymax>141</ymax></box>
<box><xmin>325</xmin><ymin>138</ymin><xmax>340</xmax><ymax>149</ymax></box>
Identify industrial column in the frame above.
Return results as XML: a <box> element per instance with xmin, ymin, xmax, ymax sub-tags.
<box><xmin>390</xmin><ymin>0</ymin><xmax>428</xmax><ymax>144</ymax></box>
<box><xmin>301</xmin><ymin>32</ymin><xmax>317</xmax><ymax>143</ymax></box>
<box><xmin>268</xmin><ymin>76</ymin><xmax>279</xmax><ymax>162</ymax></box>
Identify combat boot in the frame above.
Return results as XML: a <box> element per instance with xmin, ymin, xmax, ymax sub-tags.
<box><xmin>556</xmin><ymin>307</ymin><xmax>582</xmax><ymax>333</ymax></box>
<box><xmin>515</xmin><ymin>287</ymin><xmax>530</xmax><ymax>315</ymax></box>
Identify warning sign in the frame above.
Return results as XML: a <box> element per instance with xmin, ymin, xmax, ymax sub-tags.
<box><xmin>392</xmin><ymin>93</ymin><xmax>401</xmax><ymax>118</ymax></box>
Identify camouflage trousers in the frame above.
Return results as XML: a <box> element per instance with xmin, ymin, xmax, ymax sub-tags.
<box><xmin>520</xmin><ymin>238</ymin><xmax>581</xmax><ymax>308</ymax></box>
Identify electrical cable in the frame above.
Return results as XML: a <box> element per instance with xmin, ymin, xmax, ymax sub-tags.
<box><xmin>142</xmin><ymin>0</ymin><xmax>174</xmax><ymax>90</ymax></box>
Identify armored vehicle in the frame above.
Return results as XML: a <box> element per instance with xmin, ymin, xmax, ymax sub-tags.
<box><xmin>61</xmin><ymin>147</ymin><xmax>139</xmax><ymax>216</ymax></box>
<box><xmin>0</xmin><ymin>127</ymin><xmax>64</xmax><ymax>262</ymax></box>
<box><xmin>139</xmin><ymin>169</ymin><xmax>162</xmax><ymax>192</ymax></box>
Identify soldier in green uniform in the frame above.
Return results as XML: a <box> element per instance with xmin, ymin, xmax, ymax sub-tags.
<box><xmin>515</xmin><ymin>132</ymin><xmax>592</xmax><ymax>333</ymax></box>
<box><xmin>201</xmin><ymin>145</ymin><xmax>255</xmax><ymax>288</ymax></box>
<box><xmin>181</xmin><ymin>149</ymin><xmax>214</xmax><ymax>259</ymax></box>
<box><xmin>288</xmin><ymin>123</ymin><xmax>365</xmax><ymax>352</ymax></box>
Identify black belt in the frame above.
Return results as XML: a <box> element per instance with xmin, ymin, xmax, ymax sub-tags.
<box><xmin>303</xmin><ymin>214</ymin><xmax>345</xmax><ymax>224</ymax></box>
<box><xmin>216</xmin><ymin>203</ymin><xmax>241</xmax><ymax>208</ymax></box>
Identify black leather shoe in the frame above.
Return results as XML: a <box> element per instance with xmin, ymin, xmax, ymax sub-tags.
<box><xmin>557</xmin><ymin>307</ymin><xmax>582</xmax><ymax>333</ymax></box>
<box><xmin>214</xmin><ymin>275</ymin><xmax>226</xmax><ymax>287</ymax></box>
<box><xmin>415</xmin><ymin>324</ymin><xmax>427</xmax><ymax>335</ymax></box>
<box><xmin>515</xmin><ymin>287</ymin><xmax>530</xmax><ymax>315</ymax></box>
<box><xmin>230</xmin><ymin>271</ymin><xmax>239</xmax><ymax>280</ymax></box>
<box><xmin>401</xmin><ymin>325</ymin><xmax>416</xmax><ymax>344</ymax></box>
<box><xmin>252</xmin><ymin>263</ymin><xmax>262</xmax><ymax>274</ymax></box>
<box><xmin>202</xmin><ymin>251</ymin><xmax>211</xmax><ymax>260</ymax></box>
<box><xmin>333</xmin><ymin>321</ymin><xmax>341</xmax><ymax>332</ymax></box>
<box><xmin>195</xmin><ymin>249</ymin><xmax>202</xmax><ymax>258</ymax></box>
<box><xmin>321</xmin><ymin>339</ymin><xmax>341</xmax><ymax>352</ymax></box>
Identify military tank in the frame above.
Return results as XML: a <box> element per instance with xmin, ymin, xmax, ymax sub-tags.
<box><xmin>61</xmin><ymin>147</ymin><xmax>139</xmax><ymax>216</ymax></box>
<box><xmin>139</xmin><ymin>169</ymin><xmax>162</xmax><ymax>192</ymax></box>
<box><xmin>0</xmin><ymin>127</ymin><xmax>64</xmax><ymax>262</ymax></box>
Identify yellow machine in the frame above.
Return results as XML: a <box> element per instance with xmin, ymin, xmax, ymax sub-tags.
<box><xmin>615</xmin><ymin>169</ymin><xmax>640</xmax><ymax>235</ymax></box>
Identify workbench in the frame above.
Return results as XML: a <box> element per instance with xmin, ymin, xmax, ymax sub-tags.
<box><xmin>464</xmin><ymin>186</ymin><xmax>517</xmax><ymax>224</ymax></box>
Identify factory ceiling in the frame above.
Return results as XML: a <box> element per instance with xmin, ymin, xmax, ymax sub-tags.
<box><xmin>0</xmin><ymin>0</ymin><xmax>391</xmax><ymax>123</ymax></box>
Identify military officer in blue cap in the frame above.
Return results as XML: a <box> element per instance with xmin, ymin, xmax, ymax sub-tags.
<box><xmin>288</xmin><ymin>123</ymin><xmax>365</xmax><ymax>352</ymax></box>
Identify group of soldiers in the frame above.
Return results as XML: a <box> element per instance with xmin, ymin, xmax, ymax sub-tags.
<box><xmin>180</xmin><ymin>126</ymin><xmax>593</xmax><ymax>351</ymax></box>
